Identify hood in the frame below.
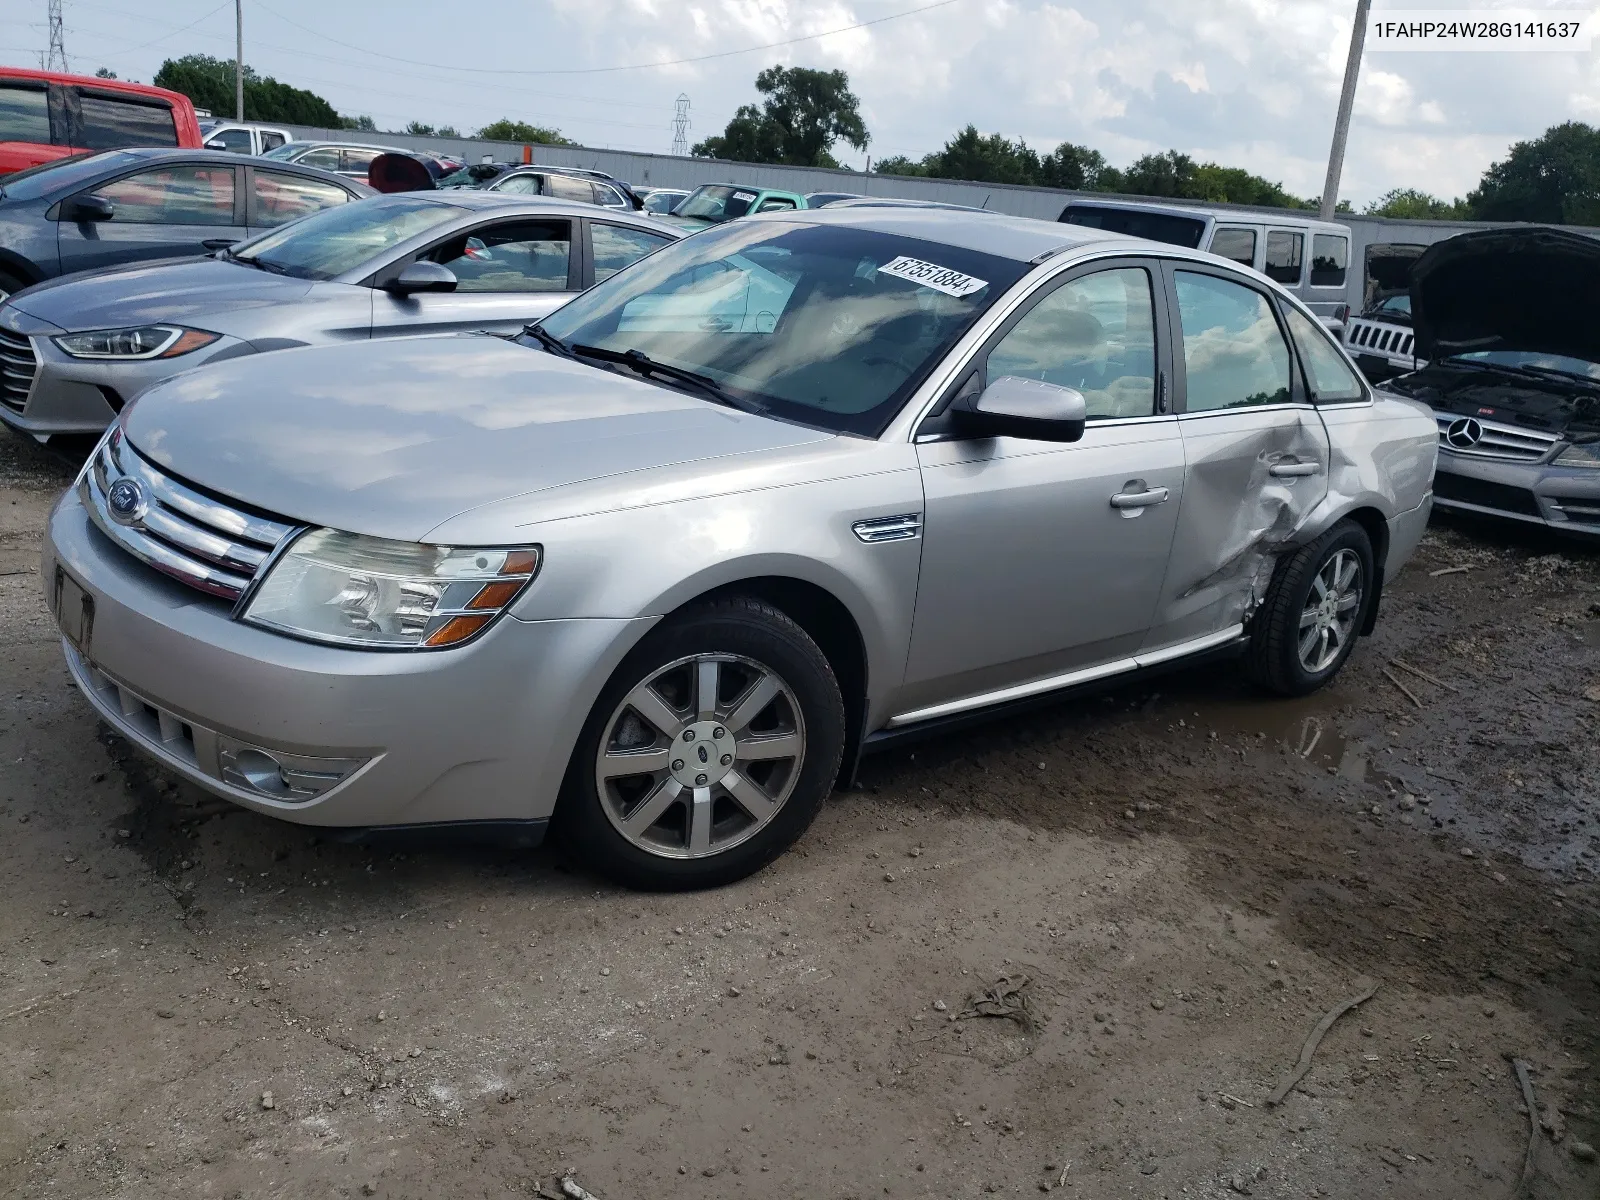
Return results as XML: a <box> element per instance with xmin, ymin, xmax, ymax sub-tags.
<box><xmin>122</xmin><ymin>335</ymin><xmax>833</xmax><ymax>542</ymax></box>
<box><xmin>5</xmin><ymin>257</ymin><xmax>313</xmax><ymax>332</ymax></box>
<box><xmin>1411</xmin><ymin>227</ymin><xmax>1600</xmax><ymax>363</ymax></box>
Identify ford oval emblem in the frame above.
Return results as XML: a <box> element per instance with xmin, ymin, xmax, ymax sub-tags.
<box><xmin>106</xmin><ymin>477</ymin><xmax>148</xmax><ymax>525</ymax></box>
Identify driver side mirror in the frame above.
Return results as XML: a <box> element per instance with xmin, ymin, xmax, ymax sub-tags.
<box><xmin>65</xmin><ymin>194</ymin><xmax>115</xmax><ymax>223</ymax></box>
<box><xmin>954</xmin><ymin>375</ymin><xmax>1087</xmax><ymax>443</ymax></box>
<box><xmin>385</xmin><ymin>261</ymin><xmax>458</xmax><ymax>296</ymax></box>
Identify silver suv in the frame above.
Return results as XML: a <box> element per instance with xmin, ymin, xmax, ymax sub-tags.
<box><xmin>43</xmin><ymin>207</ymin><xmax>1436</xmax><ymax>889</ymax></box>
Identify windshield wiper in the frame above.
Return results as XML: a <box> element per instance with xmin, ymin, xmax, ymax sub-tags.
<box><xmin>231</xmin><ymin>253</ymin><xmax>289</xmax><ymax>276</ymax></box>
<box><xmin>1446</xmin><ymin>356</ymin><xmax>1600</xmax><ymax>390</ymax></box>
<box><xmin>569</xmin><ymin>344</ymin><xmax>766</xmax><ymax>414</ymax></box>
<box><xmin>523</xmin><ymin>322</ymin><xmax>574</xmax><ymax>358</ymax></box>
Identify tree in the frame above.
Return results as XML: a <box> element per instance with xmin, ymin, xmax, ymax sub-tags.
<box><xmin>94</xmin><ymin>67</ymin><xmax>118</xmax><ymax>80</ymax></box>
<box><xmin>694</xmin><ymin>66</ymin><xmax>868</xmax><ymax>167</ymax></box>
<box><xmin>475</xmin><ymin>118</ymin><xmax>574</xmax><ymax>145</ymax></box>
<box><xmin>1364</xmin><ymin>187</ymin><xmax>1469</xmax><ymax>220</ymax></box>
<box><xmin>1038</xmin><ymin>142</ymin><xmax>1112</xmax><ymax>191</ymax></box>
<box><xmin>153</xmin><ymin>55</ymin><xmax>341</xmax><ymax>126</ymax></box>
<box><xmin>1467</xmin><ymin>121</ymin><xmax>1600</xmax><ymax>225</ymax></box>
<box><xmin>406</xmin><ymin>121</ymin><xmax>437</xmax><ymax>136</ymax></box>
<box><xmin>342</xmin><ymin>114</ymin><xmax>377</xmax><ymax>132</ymax></box>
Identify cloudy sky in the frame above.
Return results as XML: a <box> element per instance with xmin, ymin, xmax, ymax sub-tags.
<box><xmin>3</xmin><ymin>0</ymin><xmax>1595</xmax><ymax>204</ymax></box>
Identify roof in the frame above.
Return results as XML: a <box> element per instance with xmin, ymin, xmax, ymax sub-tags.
<box><xmin>779</xmin><ymin>204</ymin><xmax>1123</xmax><ymax>263</ymax></box>
<box><xmin>0</xmin><ymin>66</ymin><xmax>192</xmax><ymax>107</ymax></box>
<box><xmin>1062</xmin><ymin>195</ymin><xmax>1351</xmax><ymax>233</ymax></box>
<box><xmin>397</xmin><ymin>190</ymin><xmax>679</xmax><ymax>230</ymax></box>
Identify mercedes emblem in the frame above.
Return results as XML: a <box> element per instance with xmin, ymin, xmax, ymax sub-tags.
<box><xmin>1444</xmin><ymin>418</ymin><xmax>1483</xmax><ymax>450</ymax></box>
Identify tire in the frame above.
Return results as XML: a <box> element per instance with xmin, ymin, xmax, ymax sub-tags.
<box><xmin>0</xmin><ymin>269</ymin><xmax>26</xmax><ymax>303</ymax></box>
<box><xmin>1245</xmin><ymin>519</ymin><xmax>1374</xmax><ymax>697</ymax></box>
<box><xmin>555</xmin><ymin>596</ymin><xmax>846</xmax><ymax>890</ymax></box>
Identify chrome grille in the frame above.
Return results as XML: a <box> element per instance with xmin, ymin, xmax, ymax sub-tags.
<box><xmin>1346</xmin><ymin>320</ymin><xmax>1414</xmax><ymax>358</ymax></box>
<box><xmin>0</xmin><ymin>328</ymin><xmax>37</xmax><ymax>414</ymax></box>
<box><xmin>1434</xmin><ymin>414</ymin><xmax>1559</xmax><ymax>463</ymax></box>
<box><xmin>81</xmin><ymin>428</ymin><xmax>299</xmax><ymax>601</ymax></box>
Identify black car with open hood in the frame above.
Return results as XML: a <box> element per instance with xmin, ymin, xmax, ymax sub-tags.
<box><xmin>1380</xmin><ymin>226</ymin><xmax>1600</xmax><ymax>537</ymax></box>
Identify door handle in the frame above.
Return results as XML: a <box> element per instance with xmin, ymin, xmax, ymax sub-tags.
<box><xmin>1269</xmin><ymin>461</ymin><xmax>1322</xmax><ymax>478</ymax></box>
<box><xmin>201</xmin><ymin>238</ymin><xmax>238</xmax><ymax>251</ymax></box>
<box><xmin>1110</xmin><ymin>485</ymin><xmax>1170</xmax><ymax>510</ymax></box>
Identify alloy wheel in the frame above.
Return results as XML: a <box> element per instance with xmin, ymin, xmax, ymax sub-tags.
<box><xmin>1298</xmin><ymin>548</ymin><xmax>1363</xmax><ymax>673</ymax></box>
<box><xmin>594</xmin><ymin>653</ymin><xmax>806</xmax><ymax>859</ymax></box>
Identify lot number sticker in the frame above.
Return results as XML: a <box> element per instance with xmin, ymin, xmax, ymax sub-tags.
<box><xmin>877</xmin><ymin>256</ymin><xmax>988</xmax><ymax>298</ymax></box>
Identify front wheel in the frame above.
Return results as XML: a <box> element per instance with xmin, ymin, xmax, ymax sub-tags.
<box><xmin>556</xmin><ymin>596</ymin><xmax>846</xmax><ymax>890</ymax></box>
<box><xmin>1245</xmin><ymin>520</ymin><xmax>1374</xmax><ymax>696</ymax></box>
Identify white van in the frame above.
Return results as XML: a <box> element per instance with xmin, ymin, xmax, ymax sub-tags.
<box><xmin>1058</xmin><ymin>199</ymin><xmax>1353</xmax><ymax>331</ymax></box>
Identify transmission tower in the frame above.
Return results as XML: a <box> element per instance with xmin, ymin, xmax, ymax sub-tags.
<box><xmin>46</xmin><ymin>0</ymin><xmax>68</xmax><ymax>72</ymax></box>
<box><xmin>671</xmin><ymin>94</ymin><xmax>691</xmax><ymax>156</ymax></box>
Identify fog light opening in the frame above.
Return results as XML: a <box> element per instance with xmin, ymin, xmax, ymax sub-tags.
<box><xmin>228</xmin><ymin>748</ymin><xmax>294</xmax><ymax>796</ymax></box>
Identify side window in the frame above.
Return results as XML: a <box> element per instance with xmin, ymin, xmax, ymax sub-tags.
<box><xmin>0</xmin><ymin>84</ymin><xmax>50</xmax><ymax>144</ymax></box>
<box><xmin>1210</xmin><ymin>227</ymin><xmax>1257</xmax><ymax>269</ymax></box>
<box><xmin>495</xmin><ymin>174</ymin><xmax>542</xmax><ymax>195</ymax></box>
<box><xmin>260</xmin><ymin>130</ymin><xmax>287</xmax><ymax>151</ymax></box>
<box><xmin>251</xmin><ymin>170</ymin><xmax>350</xmax><ymax>228</ymax></box>
<box><xmin>1310</xmin><ymin>234</ymin><xmax>1348</xmax><ymax>287</ymax></box>
<box><xmin>595</xmin><ymin>184</ymin><xmax>628</xmax><ymax>208</ymax></box>
<box><xmin>1264</xmin><ymin>231</ymin><xmax>1303</xmax><ymax>285</ymax></box>
<box><xmin>430</xmin><ymin>220</ymin><xmax>572</xmax><ymax>292</ymax></box>
<box><xmin>1174</xmin><ymin>271</ymin><xmax>1291</xmax><ymax>412</ymax></box>
<box><xmin>208</xmin><ymin>127</ymin><xmax>254</xmax><ymax>154</ymax></box>
<box><xmin>341</xmin><ymin>149</ymin><xmax>381</xmax><ymax>176</ymax></box>
<box><xmin>546</xmin><ymin>175</ymin><xmax>597</xmax><ymax>204</ymax></box>
<box><xmin>296</xmin><ymin>146</ymin><xmax>342</xmax><ymax>171</ymax></box>
<box><xmin>756</xmin><ymin>197</ymin><xmax>797</xmax><ymax>213</ymax></box>
<box><xmin>591</xmin><ymin>223</ymin><xmax>673</xmax><ymax>283</ymax></box>
<box><xmin>1285</xmin><ymin>305</ymin><xmax>1364</xmax><ymax>402</ymax></box>
<box><xmin>95</xmin><ymin>166</ymin><xmax>236</xmax><ymax>226</ymax></box>
<box><xmin>984</xmin><ymin>266</ymin><xmax>1158</xmax><ymax>420</ymax></box>
<box><xmin>75</xmin><ymin>95</ymin><xmax>178</xmax><ymax>149</ymax></box>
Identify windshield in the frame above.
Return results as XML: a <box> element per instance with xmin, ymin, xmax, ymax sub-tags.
<box><xmin>259</xmin><ymin>142</ymin><xmax>302</xmax><ymax>161</ymax></box>
<box><xmin>1375</xmin><ymin>294</ymin><xmax>1411</xmax><ymax>315</ymax></box>
<box><xmin>675</xmin><ymin>185</ymin><xmax>759</xmax><ymax>223</ymax></box>
<box><xmin>231</xmin><ymin>194</ymin><xmax>461</xmax><ymax>280</ymax></box>
<box><xmin>437</xmin><ymin>163</ymin><xmax>506</xmax><ymax>189</ymax></box>
<box><xmin>537</xmin><ymin>219</ymin><xmax>1028</xmax><ymax>435</ymax></box>
<box><xmin>0</xmin><ymin>150</ymin><xmax>131</xmax><ymax>201</ymax></box>
<box><xmin>1059</xmin><ymin>204</ymin><xmax>1206</xmax><ymax>249</ymax></box>
<box><xmin>1450</xmin><ymin>349</ymin><xmax>1600</xmax><ymax>381</ymax></box>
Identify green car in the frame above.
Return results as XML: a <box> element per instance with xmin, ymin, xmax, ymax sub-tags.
<box><xmin>661</xmin><ymin>184</ymin><xmax>808</xmax><ymax>231</ymax></box>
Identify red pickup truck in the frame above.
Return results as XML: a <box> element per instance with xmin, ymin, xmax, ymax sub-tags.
<box><xmin>0</xmin><ymin>68</ymin><xmax>204</xmax><ymax>176</ymax></box>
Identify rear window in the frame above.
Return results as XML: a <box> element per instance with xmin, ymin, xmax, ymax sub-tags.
<box><xmin>1310</xmin><ymin>233</ymin><xmax>1348</xmax><ymax>287</ymax></box>
<box><xmin>77</xmin><ymin>94</ymin><xmax>178</xmax><ymax>150</ymax></box>
<box><xmin>1058</xmin><ymin>204</ymin><xmax>1205</xmax><ymax>249</ymax></box>
<box><xmin>0</xmin><ymin>83</ymin><xmax>50</xmax><ymax>144</ymax></box>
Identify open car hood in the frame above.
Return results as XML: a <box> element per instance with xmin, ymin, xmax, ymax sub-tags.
<box><xmin>1410</xmin><ymin>227</ymin><xmax>1600</xmax><ymax>363</ymax></box>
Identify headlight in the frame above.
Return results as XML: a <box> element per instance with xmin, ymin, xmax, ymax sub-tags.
<box><xmin>1554</xmin><ymin>440</ymin><xmax>1600</xmax><ymax>469</ymax></box>
<box><xmin>242</xmin><ymin>530</ymin><xmax>541</xmax><ymax>649</ymax></box>
<box><xmin>53</xmin><ymin>325</ymin><xmax>221</xmax><ymax>360</ymax></box>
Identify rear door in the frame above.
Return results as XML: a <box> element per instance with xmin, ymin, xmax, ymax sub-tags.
<box><xmin>57</xmin><ymin>161</ymin><xmax>246</xmax><ymax>274</ymax></box>
<box><xmin>1143</xmin><ymin>262</ymin><xmax>1330</xmax><ymax>652</ymax></box>
<box><xmin>0</xmin><ymin>78</ymin><xmax>58</xmax><ymax>174</ymax></box>
<box><xmin>340</xmin><ymin>148</ymin><xmax>383</xmax><ymax>184</ymax></box>
<box><xmin>370</xmin><ymin>215</ymin><xmax>579</xmax><ymax>336</ymax></box>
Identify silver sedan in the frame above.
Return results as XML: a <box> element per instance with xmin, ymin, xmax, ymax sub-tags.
<box><xmin>43</xmin><ymin>206</ymin><xmax>1436</xmax><ymax>890</ymax></box>
<box><xmin>0</xmin><ymin>192</ymin><xmax>679</xmax><ymax>439</ymax></box>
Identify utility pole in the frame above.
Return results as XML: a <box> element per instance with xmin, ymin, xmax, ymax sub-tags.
<box><xmin>233</xmin><ymin>0</ymin><xmax>243</xmax><ymax>120</ymax></box>
<box><xmin>46</xmin><ymin>0</ymin><xmax>67</xmax><ymax>72</ymax></box>
<box><xmin>1320</xmin><ymin>0</ymin><xmax>1371</xmax><ymax>219</ymax></box>
<box><xmin>671</xmin><ymin>94</ymin><xmax>691</xmax><ymax>157</ymax></box>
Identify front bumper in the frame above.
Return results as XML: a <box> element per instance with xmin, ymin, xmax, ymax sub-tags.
<box><xmin>0</xmin><ymin>329</ymin><xmax>251</xmax><ymax>438</ymax></box>
<box><xmin>1433</xmin><ymin>450</ymin><xmax>1600</xmax><ymax>537</ymax></box>
<box><xmin>45</xmin><ymin>487</ymin><xmax>649</xmax><ymax>828</ymax></box>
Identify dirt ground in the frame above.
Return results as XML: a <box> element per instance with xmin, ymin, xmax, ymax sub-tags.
<box><xmin>1</xmin><ymin>427</ymin><xmax>1596</xmax><ymax>1200</ymax></box>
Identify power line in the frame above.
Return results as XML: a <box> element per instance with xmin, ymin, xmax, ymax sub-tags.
<box><xmin>251</xmin><ymin>0</ymin><xmax>968</xmax><ymax>76</ymax></box>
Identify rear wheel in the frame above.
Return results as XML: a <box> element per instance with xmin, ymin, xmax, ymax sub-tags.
<box><xmin>1246</xmin><ymin>520</ymin><xmax>1373</xmax><ymax>696</ymax></box>
<box><xmin>556</xmin><ymin>596</ymin><xmax>845</xmax><ymax>890</ymax></box>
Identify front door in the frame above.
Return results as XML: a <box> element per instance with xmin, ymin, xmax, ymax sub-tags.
<box><xmin>58</xmin><ymin>162</ymin><xmax>245</xmax><ymax>274</ymax></box>
<box><xmin>900</xmin><ymin>260</ymin><xmax>1185</xmax><ymax>716</ymax></box>
<box><xmin>370</xmin><ymin>216</ymin><xmax>578</xmax><ymax>338</ymax></box>
<box><xmin>1143</xmin><ymin>263</ymin><xmax>1331</xmax><ymax>652</ymax></box>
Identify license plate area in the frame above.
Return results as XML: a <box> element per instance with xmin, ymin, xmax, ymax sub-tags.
<box><xmin>54</xmin><ymin>566</ymin><xmax>95</xmax><ymax>658</ymax></box>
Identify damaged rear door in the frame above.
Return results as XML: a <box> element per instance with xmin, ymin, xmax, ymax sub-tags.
<box><xmin>1143</xmin><ymin>262</ymin><xmax>1330</xmax><ymax>652</ymax></box>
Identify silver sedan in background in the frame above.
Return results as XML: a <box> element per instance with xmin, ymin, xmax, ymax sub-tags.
<box><xmin>43</xmin><ymin>207</ymin><xmax>1436</xmax><ymax>890</ymax></box>
<box><xmin>0</xmin><ymin>192</ymin><xmax>680</xmax><ymax>439</ymax></box>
